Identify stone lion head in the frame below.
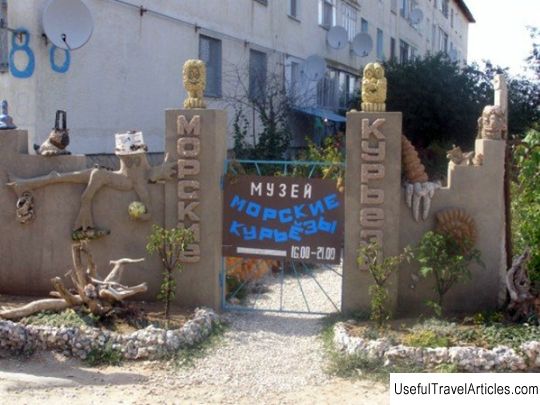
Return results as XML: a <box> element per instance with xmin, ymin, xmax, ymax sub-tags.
<box><xmin>183</xmin><ymin>59</ymin><xmax>206</xmax><ymax>93</ymax></box>
<box><xmin>362</xmin><ymin>63</ymin><xmax>387</xmax><ymax>104</ymax></box>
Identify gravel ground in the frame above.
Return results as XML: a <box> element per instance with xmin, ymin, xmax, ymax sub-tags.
<box><xmin>0</xmin><ymin>263</ymin><xmax>389</xmax><ymax>404</ymax></box>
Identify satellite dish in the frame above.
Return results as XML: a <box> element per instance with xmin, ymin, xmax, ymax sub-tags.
<box><xmin>301</xmin><ymin>55</ymin><xmax>327</xmax><ymax>81</ymax></box>
<box><xmin>352</xmin><ymin>33</ymin><xmax>373</xmax><ymax>57</ymax></box>
<box><xmin>410</xmin><ymin>8</ymin><xmax>424</xmax><ymax>25</ymax></box>
<box><xmin>327</xmin><ymin>26</ymin><xmax>348</xmax><ymax>49</ymax></box>
<box><xmin>42</xmin><ymin>0</ymin><xmax>94</xmax><ymax>50</ymax></box>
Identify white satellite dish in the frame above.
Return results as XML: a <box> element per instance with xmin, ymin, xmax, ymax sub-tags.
<box><xmin>42</xmin><ymin>0</ymin><xmax>94</xmax><ymax>50</ymax></box>
<box><xmin>301</xmin><ymin>55</ymin><xmax>327</xmax><ymax>81</ymax></box>
<box><xmin>327</xmin><ymin>26</ymin><xmax>348</xmax><ymax>50</ymax></box>
<box><xmin>410</xmin><ymin>8</ymin><xmax>424</xmax><ymax>25</ymax></box>
<box><xmin>352</xmin><ymin>33</ymin><xmax>373</xmax><ymax>57</ymax></box>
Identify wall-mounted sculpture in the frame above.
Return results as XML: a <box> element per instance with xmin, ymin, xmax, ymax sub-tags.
<box><xmin>0</xmin><ymin>100</ymin><xmax>17</xmax><ymax>130</ymax></box>
<box><xmin>477</xmin><ymin>105</ymin><xmax>507</xmax><ymax>140</ymax></box>
<box><xmin>401</xmin><ymin>135</ymin><xmax>440</xmax><ymax>222</ymax></box>
<box><xmin>446</xmin><ymin>145</ymin><xmax>483</xmax><ymax>166</ymax></box>
<box><xmin>435</xmin><ymin>208</ymin><xmax>477</xmax><ymax>252</ymax></box>
<box><xmin>35</xmin><ymin>110</ymin><xmax>71</xmax><ymax>156</ymax></box>
<box><xmin>361</xmin><ymin>63</ymin><xmax>387</xmax><ymax>112</ymax></box>
<box><xmin>183</xmin><ymin>59</ymin><xmax>207</xmax><ymax>109</ymax></box>
<box><xmin>7</xmin><ymin>132</ymin><xmax>175</xmax><ymax>240</ymax></box>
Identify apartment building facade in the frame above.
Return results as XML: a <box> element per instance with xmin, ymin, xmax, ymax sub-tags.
<box><xmin>0</xmin><ymin>0</ymin><xmax>473</xmax><ymax>153</ymax></box>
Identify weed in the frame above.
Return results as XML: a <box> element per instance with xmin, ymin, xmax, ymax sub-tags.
<box><xmin>85</xmin><ymin>343</ymin><xmax>123</xmax><ymax>366</ymax></box>
<box><xmin>21</xmin><ymin>309</ymin><xmax>99</xmax><ymax>328</ymax></box>
<box><xmin>402</xmin><ymin>329</ymin><xmax>450</xmax><ymax>348</ymax></box>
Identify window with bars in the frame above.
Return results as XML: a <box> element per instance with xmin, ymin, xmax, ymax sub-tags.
<box><xmin>249</xmin><ymin>49</ymin><xmax>267</xmax><ymax>102</ymax></box>
<box><xmin>199</xmin><ymin>35</ymin><xmax>222</xmax><ymax>97</ymax></box>
<box><xmin>0</xmin><ymin>0</ymin><xmax>8</xmax><ymax>73</ymax></box>
<box><xmin>439</xmin><ymin>27</ymin><xmax>448</xmax><ymax>53</ymax></box>
<box><xmin>390</xmin><ymin>37</ymin><xmax>396</xmax><ymax>60</ymax></box>
<box><xmin>341</xmin><ymin>2</ymin><xmax>357</xmax><ymax>41</ymax></box>
<box><xmin>319</xmin><ymin>0</ymin><xmax>335</xmax><ymax>29</ymax></box>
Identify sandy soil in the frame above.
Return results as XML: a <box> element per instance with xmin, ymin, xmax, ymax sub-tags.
<box><xmin>0</xmin><ymin>352</ymin><xmax>388</xmax><ymax>405</ymax></box>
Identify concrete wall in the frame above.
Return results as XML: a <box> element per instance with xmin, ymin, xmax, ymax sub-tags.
<box><xmin>0</xmin><ymin>129</ymin><xmax>164</xmax><ymax>300</ymax></box>
<box><xmin>0</xmin><ymin>0</ymin><xmax>471</xmax><ymax>154</ymax></box>
<box><xmin>396</xmin><ymin>138</ymin><xmax>506</xmax><ymax>315</ymax></box>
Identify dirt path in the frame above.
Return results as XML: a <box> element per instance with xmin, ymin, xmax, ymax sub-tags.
<box><xmin>0</xmin><ymin>312</ymin><xmax>388</xmax><ymax>404</ymax></box>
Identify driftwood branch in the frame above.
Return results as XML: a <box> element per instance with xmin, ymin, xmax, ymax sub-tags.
<box><xmin>0</xmin><ymin>242</ymin><xmax>148</xmax><ymax>320</ymax></box>
<box><xmin>506</xmin><ymin>248</ymin><xmax>538</xmax><ymax>321</ymax></box>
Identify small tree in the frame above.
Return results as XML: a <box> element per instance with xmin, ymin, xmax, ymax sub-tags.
<box><xmin>358</xmin><ymin>243</ymin><xmax>412</xmax><ymax>327</ymax></box>
<box><xmin>146</xmin><ymin>225</ymin><xmax>194</xmax><ymax>319</ymax></box>
<box><xmin>414</xmin><ymin>231</ymin><xmax>483</xmax><ymax>315</ymax></box>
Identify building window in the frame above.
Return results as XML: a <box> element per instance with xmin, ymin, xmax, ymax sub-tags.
<box><xmin>289</xmin><ymin>0</ymin><xmax>298</xmax><ymax>19</ymax></box>
<box><xmin>391</xmin><ymin>0</ymin><xmax>397</xmax><ymax>14</ymax></box>
<box><xmin>400</xmin><ymin>0</ymin><xmax>409</xmax><ymax>18</ymax></box>
<box><xmin>399</xmin><ymin>39</ymin><xmax>409</xmax><ymax>64</ymax></box>
<box><xmin>432</xmin><ymin>23</ymin><xmax>437</xmax><ymax>51</ymax></box>
<box><xmin>450</xmin><ymin>8</ymin><xmax>454</xmax><ymax>28</ymax></box>
<box><xmin>438</xmin><ymin>27</ymin><xmax>448</xmax><ymax>53</ymax></box>
<box><xmin>249</xmin><ymin>49</ymin><xmax>267</xmax><ymax>101</ymax></box>
<box><xmin>254</xmin><ymin>0</ymin><xmax>268</xmax><ymax>5</ymax></box>
<box><xmin>0</xmin><ymin>0</ymin><xmax>8</xmax><ymax>73</ymax></box>
<box><xmin>390</xmin><ymin>37</ymin><xmax>396</xmax><ymax>60</ymax></box>
<box><xmin>341</xmin><ymin>2</ymin><xmax>357</xmax><ymax>41</ymax></box>
<box><xmin>376</xmin><ymin>29</ymin><xmax>384</xmax><ymax>60</ymax></box>
<box><xmin>361</xmin><ymin>18</ymin><xmax>368</xmax><ymax>33</ymax></box>
<box><xmin>441</xmin><ymin>0</ymin><xmax>449</xmax><ymax>18</ymax></box>
<box><xmin>317</xmin><ymin>67</ymin><xmax>358</xmax><ymax>111</ymax></box>
<box><xmin>199</xmin><ymin>35</ymin><xmax>222</xmax><ymax>97</ymax></box>
<box><xmin>319</xmin><ymin>0</ymin><xmax>335</xmax><ymax>29</ymax></box>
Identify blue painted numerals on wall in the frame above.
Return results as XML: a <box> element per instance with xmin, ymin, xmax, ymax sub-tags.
<box><xmin>49</xmin><ymin>45</ymin><xmax>70</xmax><ymax>73</ymax></box>
<box><xmin>9</xmin><ymin>29</ymin><xmax>71</xmax><ymax>78</ymax></box>
<box><xmin>9</xmin><ymin>29</ymin><xmax>35</xmax><ymax>78</ymax></box>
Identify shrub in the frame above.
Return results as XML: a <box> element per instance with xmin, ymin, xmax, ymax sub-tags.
<box><xmin>512</xmin><ymin>129</ymin><xmax>540</xmax><ymax>287</ymax></box>
<box><xmin>402</xmin><ymin>329</ymin><xmax>450</xmax><ymax>348</ymax></box>
<box><xmin>358</xmin><ymin>243</ymin><xmax>412</xmax><ymax>327</ymax></box>
<box><xmin>146</xmin><ymin>225</ymin><xmax>194</xmax><ymax>320</ymax></box>
<box><xmin>413</xmin><ymin>231</ymin><xmax>483</xmax><ymax>315</ymax></box>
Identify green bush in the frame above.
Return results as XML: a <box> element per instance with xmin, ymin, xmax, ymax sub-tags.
<box><xmin>413</xmin><ymin>231</ymin><xmax>483</xmax><ymax>314</ymax></box>
<box><xmin>358</xmin><ymin>243</ymin><xmax>412</xmax><ymax>327</ymax></box>
<box><xmin>147</xmin><ymin>225</ymin><xmax>194</xmax><ymax>320</ymax></box>
<box><xmin>512</xmin><ymin>129</ymin><xmax>540</xmax><ymax>287</ymax></box>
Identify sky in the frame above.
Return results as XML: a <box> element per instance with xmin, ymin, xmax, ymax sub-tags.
<box><xmin>465</xmin><ymin>0</ymin><xmax>540</xmax><ymax>76</ymax></box>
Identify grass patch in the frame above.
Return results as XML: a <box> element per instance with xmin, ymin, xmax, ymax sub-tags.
<box><xmin>173</xmin><ymin>321</ymin><xmax>227</xmax><ymax>369</ymax></box>
<box><xmin>402</xmin><ymin>329</ymin><xmax>450</xmax><ymax>348</ymax></box>
<box><xmin>85</xmin><ymin>343</ymin><xmax>123</xmax><ymax>367</ymax></box>
<box><xmin>21</xmin><ymin>309</ymin><xmax>100</xmax><ymax>328</ymax></box>
<box><xmin>320</xmin><ymin>316</ymin><xmax>422</xmax><ymax>382</ymax></box>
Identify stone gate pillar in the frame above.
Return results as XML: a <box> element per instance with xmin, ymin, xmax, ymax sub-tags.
<box><xmin>343</xmin><ymin>111</ymin><xmax>403</xmax><ymax>313</ymax></box>
<box><xmin>164</xmin><ymin>109</ymin><xmax>226</xmax><ymax>310</ymax></box>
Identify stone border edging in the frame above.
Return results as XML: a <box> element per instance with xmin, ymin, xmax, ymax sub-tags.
<box><xmin>333</xmin><ymin>322</ymin><xmax>540</xmax><ymax>372</ymax></box>
<box><xmin>0</xmin><ymin>307</ymin><xmax>220</xmax><ymax>360</ymax></box>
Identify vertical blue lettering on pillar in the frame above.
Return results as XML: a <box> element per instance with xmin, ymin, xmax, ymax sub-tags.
<box><xmin>9</xmin><ymin>29</ymin><xmax>35</xmax><ymax>78</ymax></box>
<box><xmin>49</xmin><ymin>45</ymin><xmax>70</xmax><ymax>73</ymax></box>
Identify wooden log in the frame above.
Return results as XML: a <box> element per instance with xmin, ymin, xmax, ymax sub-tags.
<box><xmin>0</xmin><ymin>299</ymin><xmax>71</xmax><ymax>320</ymax></box>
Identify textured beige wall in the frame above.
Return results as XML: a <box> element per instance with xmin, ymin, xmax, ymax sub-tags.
<box><xmin>397</xmin><ymin>139</ymin><xmax>507</xmax><ymax>316</ymax></box>
<box><xmin>343</xmin><ymin>112</ymin><xmax>402</xmax><ymax>314</ymax></box>
<box><xmin>0</xmin><ymin>130</ymin><xmax>164</xmax><ymax>299</ymax></box>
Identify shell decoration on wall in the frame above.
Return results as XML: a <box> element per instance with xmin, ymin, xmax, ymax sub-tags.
<box><xmin>435</xmin><ymin>208</ymin><xmax>478</xmax><ymax>252</ymax></box>
<box><xmin>401</xmin><ymin>135</ymin><xmax>428</xmax><ymax>183</ymax></box>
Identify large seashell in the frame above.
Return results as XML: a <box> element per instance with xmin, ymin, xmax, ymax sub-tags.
<box><xmin>402</xmin><ymin>135</ymin><xmax>428</xmax><ymax>183</ymax></box>
<box><xmin>435</xmin><ymin>208</ymin><xmax>478</xmax><ymax>252</ymax></box>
